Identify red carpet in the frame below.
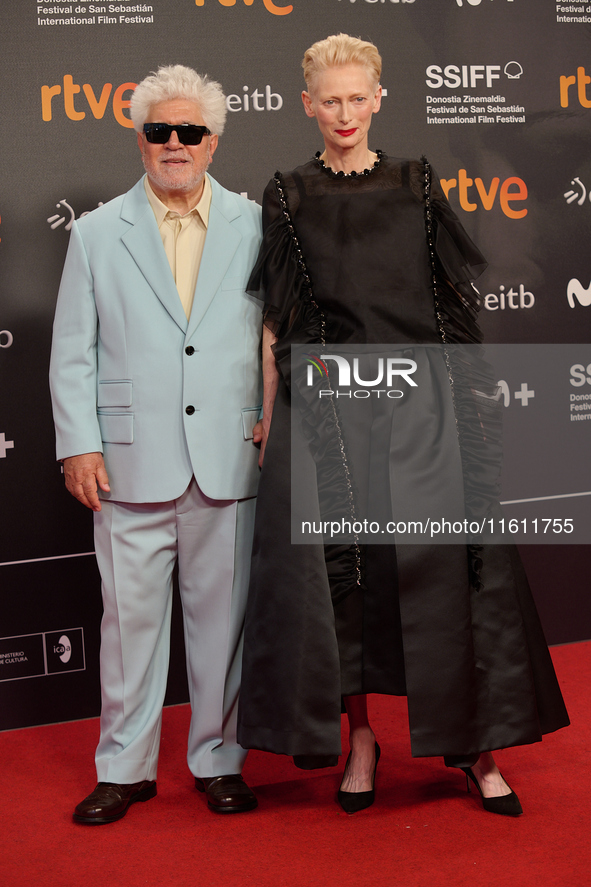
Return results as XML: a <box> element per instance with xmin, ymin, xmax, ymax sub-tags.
<box><xmin>1</xmin><ymin>642</ymin><xmax>589</xmax><ymax>887</ymax></box>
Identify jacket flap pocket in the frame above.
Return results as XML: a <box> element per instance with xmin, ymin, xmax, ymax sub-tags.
<box><xmin>241</xmin><ymin>407</ymin><xmax>260</xmax><ymax>441</ymax></box>
<box><xmin>98</xmin><ymin>380</ymin><xmax>132</xmax><ymax>408</ymax></box>
<box><xmin>98</xmin><ymin>412</ymin><xmax>134</xmax><ymax>444</ymax></box>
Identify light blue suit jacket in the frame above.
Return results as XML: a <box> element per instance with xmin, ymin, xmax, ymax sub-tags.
<box><xmin>50</xmin><ymin>174</ymin><xmax>263</xmax><ymax>503</ymax></box>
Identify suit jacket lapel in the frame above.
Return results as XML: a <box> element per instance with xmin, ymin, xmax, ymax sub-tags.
<box><xmin>120</xmin><ymin>179</ymin><xmax>188</xmax><ymax>334</ymax></box>
<box><xmin>186</xmin><ymin>178</ymin><xmax>242</xmax><ymax>339</ymax></box>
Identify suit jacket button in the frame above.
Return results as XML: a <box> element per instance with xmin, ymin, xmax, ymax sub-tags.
<box><xmin>185</xmin><ymin>405</ymin><xmax>195</xmax><ymax>415</ymax></box>
<box><xmin>185</xmin><ymin>346</ymin><xmax>195</xmax><ymax>355</ymax></box>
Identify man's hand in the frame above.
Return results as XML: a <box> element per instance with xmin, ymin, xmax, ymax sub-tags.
<box><xmin>63</xmin><ymin>452</ymin><xmax>110</xmax><ymax>512</ymax></box>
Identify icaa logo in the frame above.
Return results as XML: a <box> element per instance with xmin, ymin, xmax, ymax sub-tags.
<box><xmin>53</xmin><ymin>635</ymin><xmax>72</xmax><ymax>663</ymax></box>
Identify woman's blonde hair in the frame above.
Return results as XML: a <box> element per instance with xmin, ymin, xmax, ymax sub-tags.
<box><xmin>302</xmin><ymin>34</ymin><xmax>382</xmax><ymax>93</ymax></box>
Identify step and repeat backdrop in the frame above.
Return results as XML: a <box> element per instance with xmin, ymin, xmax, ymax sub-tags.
<box><xmin>1</xmin><ymin>0</ymin><xmax>590</xmax><ymax>730</ymax></box>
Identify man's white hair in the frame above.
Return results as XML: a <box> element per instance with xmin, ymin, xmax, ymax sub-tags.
<box><xmin>130</xmin><ymin>64</ymin><xmax>227</xmax><ymax>136</ymax></box>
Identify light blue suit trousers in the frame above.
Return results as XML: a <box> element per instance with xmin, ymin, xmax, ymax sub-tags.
<box><xmin>94</xmin><ymin>480</ymin><xmax>255</xmax><ymax>782</ymax></box>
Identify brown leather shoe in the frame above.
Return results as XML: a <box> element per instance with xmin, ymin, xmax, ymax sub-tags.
<box><xmin>73</xmin><ymin>781</ymin><xmax>157</xmax><ymax>824</ymax></box>
<box><xmin>194</xmin><ymin>774</ymin><xmax>257</xmax><ymax>813</ymax></box>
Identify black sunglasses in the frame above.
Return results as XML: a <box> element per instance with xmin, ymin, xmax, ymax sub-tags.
<box><xmin>143</xmin><ymin>123</ymin><xmax>212</xmax><ymax>145</ymax></box>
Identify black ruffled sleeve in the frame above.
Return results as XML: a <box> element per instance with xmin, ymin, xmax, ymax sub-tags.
<box><xmin>431</xmin><ymin>169</ymin><xmax>487</xmax><ymax>294</ymax></box>
<box><xmin>247</xmin><ymin>175</ymin><xmax>309</xmax><ymax>337</ymax></box>
<box><xmin>427</xmin><ymin>163</ymin><xmax>488</xmax><ymax>346</ymax></box>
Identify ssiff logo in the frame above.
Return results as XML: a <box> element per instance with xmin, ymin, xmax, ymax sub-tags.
<box><xmin>570</xmin><ymin>363</ymin><xmax>591</xmax><ymax>386</ymax></box>
<box><xmin>426</xmin><ymin>62</ymin><xmax>522</xmax><ymax>89</ymax></box>
<box><xmin>194</xmin><ymin>0</ymin><xmax>293</xmax><ymax>15</ymax></box>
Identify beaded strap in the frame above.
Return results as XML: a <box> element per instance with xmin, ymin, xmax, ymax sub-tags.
<box><xmin>273</xmin><ymin>172</ymin><xmax>362</xmax><ymax>587</ymax></box>
<box><xmin>273</xmin><ymin>172</ymin><xmax>325</xmax><ymax>345</ymax></box>
<box><xmin>422</xmin><ymin>157</ymin><xmax>447</xmax><ymax>345</ymax></box>
<box><xmin>423</xmin><ymin>157</ymin><xmax>458</xmax><ymax>416</ymax></box>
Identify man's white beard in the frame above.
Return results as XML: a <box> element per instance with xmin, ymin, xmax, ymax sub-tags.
<box><xmin>143</xmin><ymin>151</ymin><xmax>211</xmax><ymax>197</ymax></box>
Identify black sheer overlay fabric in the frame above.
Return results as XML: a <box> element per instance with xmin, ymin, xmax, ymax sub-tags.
<box><xmin>238</xmin><ymin>155</ymin><xmax>569</xmax><ymax>764</ymax></box>
<box><xmin>248</xmin><ymin>155</ymin><xmax>486</xmax><ymax>344</ymax></box>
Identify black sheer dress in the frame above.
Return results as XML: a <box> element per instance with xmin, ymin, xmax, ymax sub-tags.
<box><xmin>237</xmin><ymin>154</ymin><xmax>569</xmax><ymax>763</ymax></box>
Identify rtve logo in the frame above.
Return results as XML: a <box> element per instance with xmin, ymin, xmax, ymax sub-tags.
<box><xmin>560</xmin><ymin>67</ymin><xmax>591</xmax><ymax>108</ymax></box>
<box><xmin>440</xmin><ymin>170</ymin><xmax>527</xmax><ymax>219</ymax></box>
<box><xmin>42</xmin><ymin>76</ymin><xmax>136</xmax><ymax>127</ymax></box>
<box><xmin>194</xmin><ymin>0</ymin><xmax>293</xmax><ymax>15</ymax></box>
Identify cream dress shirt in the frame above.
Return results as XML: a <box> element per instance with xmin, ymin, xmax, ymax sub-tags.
<box><xmin>144</xmin><ymin>175</ymin><xmax>212</xmax><ymax>319</ymax></box>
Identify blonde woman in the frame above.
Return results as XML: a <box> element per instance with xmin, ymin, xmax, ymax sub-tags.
<box><xmin>238</xmin><ymin>34</ymin><xmax>568</xmax><ymax>815</ymax></box>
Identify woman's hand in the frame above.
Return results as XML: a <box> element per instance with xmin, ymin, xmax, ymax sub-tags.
<box><xmin>256</xmin><ymin>326</ymin><xmax>280</xmax><ymax>468</ymax></box>
<box><xmin>253</xmin><ymin>413</ymin><xmax>273</xmax><ymax>468</ymax></box>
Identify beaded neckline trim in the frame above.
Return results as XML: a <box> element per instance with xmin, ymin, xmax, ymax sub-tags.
<box><xmin>314</xmin><ymin>150</ymin><xmax>383</xmax><ymax>178</ymax></box>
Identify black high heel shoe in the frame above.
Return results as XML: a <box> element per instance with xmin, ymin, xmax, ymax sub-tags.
<box><xmin>337</xmin><ymin>742</ymin><xmax>381</xmax><ymax>814</ymax></box>
<box><xmin>461</xmin><ymin>766</ymin><xmax>523</xmax><ymax>816</ymax></box>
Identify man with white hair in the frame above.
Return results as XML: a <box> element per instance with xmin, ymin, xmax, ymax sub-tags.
<box><xmin>50</xmin><ymin>65</ymin><xmax>262</xmax><ymax>822</ymax></box>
